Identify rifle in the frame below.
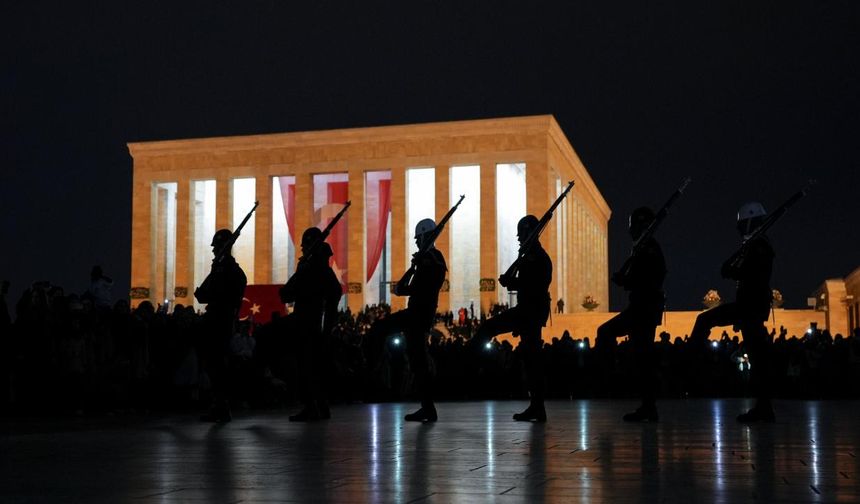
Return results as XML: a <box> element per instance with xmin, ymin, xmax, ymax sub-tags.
<box><xmin>298</xmin><ymin>200</ymin><xmax>352</xmax><ymax>264</ymax></box>
<box><xmin>214</xmin><ymin>201</ymin><xmax>260</xmax><ymax>264</ymax></box>
<box><xmin>499</xmin><ymin>180</ymin><xmax>574</xmax><ymax>285</ymax></box>
<box><xmin>280</xmin><ymin>201</ymin><xmax>351</xmax><ymax>304</ymax></box>
<box><xmin>614</xmin><ymin>177</ymin><xmax>691</xmax><ymax>283</ymax></box>
<box><xmin>196</xmin><ymin>201</ymin><xmax>259</xmax><ymax>303</ymax></box>
<box><xmin>395</xmin><ymin>194</ymin><xmax>465</xmax><ymax>292</ymax></box>
<box><xmin>724</xmin><ymin>180</ymin><xmax>815</xmax><ymax>271</ymax></box>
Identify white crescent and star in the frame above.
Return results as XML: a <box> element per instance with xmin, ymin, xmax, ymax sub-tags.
<box><xmin>239</xmin><ymin>297</ymin><xmax>262</xmax><ymax>320</ymax></box>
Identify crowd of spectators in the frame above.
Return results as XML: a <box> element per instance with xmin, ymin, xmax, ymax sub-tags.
<box><xmin>1</xmin><ymin>278</ymin><xmax>859</xmax><ymax>416</ymax></box>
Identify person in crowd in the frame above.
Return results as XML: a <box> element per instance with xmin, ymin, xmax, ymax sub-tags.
<box><xmin>87</xmin><ymin>266</ymin><xmax>114</xmax><ymax>310</ymax></box>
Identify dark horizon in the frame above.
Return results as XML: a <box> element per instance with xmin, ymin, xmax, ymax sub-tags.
<box><xmin>2</xmin><ymin>2</ymin><xmax>858</xmax><ymax>313</ymax></box>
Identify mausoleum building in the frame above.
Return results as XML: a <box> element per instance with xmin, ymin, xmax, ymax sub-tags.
<box><xmin>127</xmin><ymin>115</ymin><xmax>611</xmax><ymax>315</ymax></box>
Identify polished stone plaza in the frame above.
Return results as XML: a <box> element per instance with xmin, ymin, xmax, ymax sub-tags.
<box><xmin>2</xmin><ymin>399</ymin><xmax>858</xmax><ymax>503</ymax></box>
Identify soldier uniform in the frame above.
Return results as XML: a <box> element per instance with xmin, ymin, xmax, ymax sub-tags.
<box><xmin>194</xmin><ymin>229</ymin><xmax>247</xmax><ymax>423</ymax></box>
<box><xmin>280</xmin><ymin>228</ymin><xmax>343</xmax><ymax>421</ymax></box>
<box><xmin>596</xmin><ymin>207</ymin><xmax>666</xmax><ymax>422</ymax></box>
<box><xmin>475</xmin><ymin>215</ymin><xmax>552</xmax><ymax>422</ymax></box>
<box><xmin>690</xmin><ymin>202</ymin><xmax>776</xmax><ymax>422</ymax></box>
<box><xmin>368</xmin><ymin>218</ymin><xmax>447</xmax><ymax>422</ymax></box>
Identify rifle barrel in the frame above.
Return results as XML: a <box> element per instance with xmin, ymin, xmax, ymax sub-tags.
<box><xmin>395</xmin><ymin>195</ymin><xmax>465</xmax><ymax>287</ymax></box>
<box><xmin>215</xmin><ymin>201</ymin><xmax>259</xmax><ymax>262</ymax></box>
<box><xmin>502</xmin><ymin>180</ymin><xmax>574</xmax><ymax>280</ymax></box>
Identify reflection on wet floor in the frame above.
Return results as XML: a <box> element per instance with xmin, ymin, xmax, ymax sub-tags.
<box><xmin>2</xmin><ymin>399</ymin><xmax>859</xmax><ymax>502</ymax></box>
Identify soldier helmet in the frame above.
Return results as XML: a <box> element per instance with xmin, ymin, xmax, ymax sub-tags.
<box><xmin>737</xmin><ymin>202</ymin><xmax>767</xmax><ymax>236</ymax></box>
<box><xmin>737</xmin><ymin>202</ymin><xmax>767</xmax><ymax>222</ymax></box>
<box><xmin>211</xmin><ymin>229</ymin><xmax>233</xmax><ymax>247</ymax></box>
<box><xmin>301</xmin><ymin>227</ymin><xmax>323</xmax><ymax>247</ymax></box>
<box><xmin>415</xmin><ymin>218</ymin><xmax>436</xmax><ymax>239</ymax></box>
<box><xmin>517</xmin><ymin>215</ymin><xmax>540</xmax><ymax>238</ymax></box>
<box><xmin>630</xmin><ymin>207</ymin><xmax>656</xmax><ymax>226</ymax></box>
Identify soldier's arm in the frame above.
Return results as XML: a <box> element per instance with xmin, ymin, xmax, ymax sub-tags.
<box><xmin>194</xmin><ymin>274</ymin><xmax>215</xmax><ymax>303</ymax></box>
<box><xmin>326</xmin><ymin>269</ymin><xmax>343</xmax><ymax>305</ymax></box>
<box><xmin>279</xmin><ymin>272</ymin><xmax>300</xmax><ymax>303</ymax></box>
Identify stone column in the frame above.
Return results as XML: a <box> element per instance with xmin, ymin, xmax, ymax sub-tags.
<box><xmin>389</xmin><ymin>166</ymin><xmax>407</xmax><ymax>311</ymax></box>
<box><xmin>130</xmin><ymin>172</ymin><xmax>152</xmax><ymax>308</ymax></box>
<box><xmin>293</xmin><ymin>172</ymin><xmax>313</xmax><ymax>272</ymax></box>
<box><xmin>564</xmin><ymin>190</ymin><xmax>575</xmax><ymax>313</ymax></box>
<box><xmin>255</xmin><ymin>175</ymin><xmax>273</xmax><ymax>284</ymax></box>
<box><xmin>544</xmin><ymin>169</ymin><xmax>560</xmax><ymax>311</ymax></box>
<box><xmin>174</xmin><ymin>178</ymin><xmax>191</xmax><ymax>305</ymax></box>
<box><xmin>824</xmin><ymin>280</ymin><xmax>849</xmax><ymax>335</ymax></box>
<box><xmin>479</xmin><ymin>162</ymin><xmax>497</xmax><ymax>316</ymax></box>
<box><xmin>347</xmin><ymin>167</ymin><xmax>365</xmax><ymax>312</ymax></box>
<box><xmin>526</xmin><ymin>159</ymin><xmax>553</xmax><ymax>307</ymax></box>
<box><xmin>434</xmin><ymin>164</ymin><xmax>450</xmax><ymax>314</ymax></box>
<box><xmin>216</xmin><ymin>176</ymin><xmax>230</xmax><ymax>231</ymax></box>
<box><xmin>599</xmin><ymin>221</ymin><xmax>609</xmax><ymax>311</ymax></box>
<box><xmin>154</xmin><ymin>187</ymin><xmax>168</xmax><ymax>305</ymax></box>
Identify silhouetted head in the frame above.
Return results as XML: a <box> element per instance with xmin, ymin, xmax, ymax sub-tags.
<box><xmin>135</xmin><ymin>300</ymin><xmax>155</xmax><ymax>318</ymax></box>
<box><xmin>301</xmin><ymin>227</ymin><xmax>323</xmax><ymax>256</ymax></box>
<box><xmin>736</xmin><ymin>202</ymin><xmax>766</xmax><ymax>237</ymax></box>
<box><xmin>90</xmin><ymin>265</ymin><xmax>103</xmax><ymax>281</ymax></box>
<box><xmin>516</xmin><ymin>215</ymin><xmax>539</xmax><ymax>245</ymax></box>
<box><xmin>211</xmin><ymin>229</ymin><xmax>233</xmax><ymax>256</ymax></box>
<box><xmin>629</xmin><ymin>207</ymin><xmax>655</xmax><ymax>241</ymax></box>
<box><xmin>414</xmin><ymin>218</ymin><xmax>436</xmax><ymax>250</ymax></box>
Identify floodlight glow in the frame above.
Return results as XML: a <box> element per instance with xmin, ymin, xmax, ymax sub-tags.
<box><xmin>392</xmin><ymin>337</ymin><xmax>401</xmax><ymax>346</ymax></box>
<box><xmin>711</xmin><ymin>340</ymin><xmax>718</xmax><ymax>349</ymax></box>
<box><xmin>578</xmin><ymin>341</ymin><xmax>585</xmax><ymax>349</ymax></box>
<box><xmin>485</xmin><ymin>342</ymin><xmax>493</xmax><ymax>350</ymax></box>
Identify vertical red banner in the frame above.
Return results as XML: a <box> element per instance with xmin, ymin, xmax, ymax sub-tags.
<box><xmin>366</xmin><ymin>177</ymin><xmax>391</xmax><ymax>281</ymax></box>
<box><xmin>277</xmin><ymin>177</ymin><xmax>296</xmax><ymax>246</ymax></box>
<box><xmin>326</xmin><ymin>181</ymin><xmax>348</xmax><ymax>292</ymax></box>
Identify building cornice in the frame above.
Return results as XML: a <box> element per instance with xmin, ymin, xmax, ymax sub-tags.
<box><xmin>128</xmin><ymin>115</ymin><xmax>556</xmax><ymax>158</ymax></box>
<box><xmin>546</xmin><ymin>117</ymin><xmax>612</xmax><ymax>222</ymax></box>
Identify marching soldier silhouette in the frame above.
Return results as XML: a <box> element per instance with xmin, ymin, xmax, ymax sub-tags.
<box><xmin>474</xmin><ymin>182</ymin><xmax>571</xmax><ymax>422</ymax></box>
<box><xmin>279</xmin><ymin>227</ymin><xmax>343</xmax><ymax>421</ymax></box>
<box><xmin>194</xmin><ymin>228</ymin><xmax>248</xmax><ymax>423</ymax></box>
<box><xmin>595</xmin><ymin>178</ymin><xmax>688</xmax><ymax>422</ymax></box>
<box><xmin>690</xmin><ymin>202</ymin><xmax>776</xmax><ymax>422</ymax></box>
<box><xmin>475</xmin><ymin>215</ymin><xmax>553</xmax><ymax>422</ymax></box>
<box><xmin>367</xmin><ymin>218</ymin><xmax>448</xmax><ymax>422</ymax></box>
<box><xmin>690</xmin><ymin>180</ymin><xmax>813</xmax><ymax>423</ymax></box>
<box><xmin>596</xmin><ymin>207</ymin><xmax>666</xmax><ymax>422</ymax></box>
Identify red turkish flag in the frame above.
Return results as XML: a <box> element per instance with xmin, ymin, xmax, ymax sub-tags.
<box><xmin>238</xmin><ymin>284</ymin><xmax>287</xmax><ymax>325</ymax></box>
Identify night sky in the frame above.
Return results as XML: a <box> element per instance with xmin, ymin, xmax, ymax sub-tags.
<box><xmin>2</xmin><ymin>2</ymin><xmax>858</xmax><ymax>312</ymax></box>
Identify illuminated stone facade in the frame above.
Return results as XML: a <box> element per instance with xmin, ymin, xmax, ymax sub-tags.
<box><xmin>128</xmin><ymin>115</ymin><xmax>611</xmax><ymax>314</ymax></box>
<box><xmin>814</xmin><ymin>266</ymin><xmax>860</xmax><ymax>336</ymax></box>
<box><xmin>846</xmin><ymin>267</ymin><xmax>860</xmax><ymax>333</ymax></box>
